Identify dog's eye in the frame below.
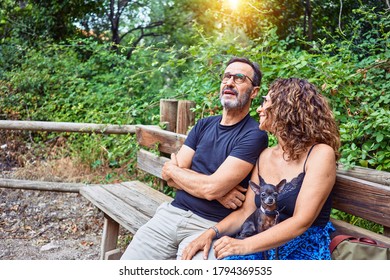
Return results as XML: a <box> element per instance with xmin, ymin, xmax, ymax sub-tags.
<box><xmin>261</xmin><ymin>193</ymin><xmax>266</xmax><ymax>197</ymax></box>
<box><xmin>273</xmin><ymin>192</ymin><xmax>278</xmax><ymax>196</ymax></box>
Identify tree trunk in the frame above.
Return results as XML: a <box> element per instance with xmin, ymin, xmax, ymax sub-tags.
<box><xmin>306</xmin><ymin>0</ymin><xmax>313</xmax><ymax>41</ymax></box>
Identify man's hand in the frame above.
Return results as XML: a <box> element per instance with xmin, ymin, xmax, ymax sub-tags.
<box><xmin>217</xmin><ymin>185</ymin><xmax>247</xmax><ymax>209</ymax></box>
<box><xmin>162</xmin><ymin>153</ymin><xmax>179</xmax><ymax>181</ymax></box>
<box><xmin>162</xmin><ymin>153</ymin><xmax>184</xmax><ymax>190</ymax></box>
<box><xmin>166</xmin><ymin>178</ymin><xmax>182</xmax><ymax>190</ymax></box>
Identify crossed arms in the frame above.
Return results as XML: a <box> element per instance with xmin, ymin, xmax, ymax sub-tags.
<box><xmin>161</xmin><ymin>145</ymin><xmax>255</xmax><ymax>209</ymax></box>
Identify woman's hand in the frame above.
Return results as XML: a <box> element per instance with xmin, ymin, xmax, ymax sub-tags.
<box><xmin>213</xmin><ymin>236</ymin><xmax>246</xmax><ymax>259</ymax></box>
<box><xmin>181</xmin><ymin>229</ymin><xmax>215</xmax><ymax>260</ymax></box>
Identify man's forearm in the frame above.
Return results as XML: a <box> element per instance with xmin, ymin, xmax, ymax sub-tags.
<box><xmin>164</xmin><ymin>163</ymin><xmax>216</xmax><ymax>199</ymax></box>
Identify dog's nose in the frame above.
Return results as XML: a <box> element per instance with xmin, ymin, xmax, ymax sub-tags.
<box><xmin>265</xmin><ymin>198</ymin><xmax>275</xmax><ymax>205</ymax></box>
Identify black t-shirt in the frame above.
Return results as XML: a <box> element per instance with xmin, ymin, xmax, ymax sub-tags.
<box><xmin>172</xmin><ymin>114</ymin><xmax>268</xmax><ymax>222</ymax></box>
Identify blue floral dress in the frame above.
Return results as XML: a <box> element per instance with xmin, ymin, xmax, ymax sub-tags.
<box><xmin>224</xmin><ymin>221</ymin><xmax>334</xmax><ymax>260</ymax></box>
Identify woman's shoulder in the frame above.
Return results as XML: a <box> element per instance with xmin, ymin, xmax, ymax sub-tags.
<box><xmin>311</xmin><ymin>143</ymin><xmax>335</xmax><ymax>157</ymax></box>
<box><xmin>306</xmin><ymin>143</ymin><xmax>337</xmax><ymax>168</ymax></box>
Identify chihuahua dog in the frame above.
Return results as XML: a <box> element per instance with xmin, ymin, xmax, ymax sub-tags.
<box><xmin>236</xmin><ymin>179</ymin><xmax>286</xmax><ymax>259</ymax></box>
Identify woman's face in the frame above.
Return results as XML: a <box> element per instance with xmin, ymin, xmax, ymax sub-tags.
<box><xmin>256</xmin><ymin>93</ymin><xmax>272</xmax><ymax>131</ymax></box>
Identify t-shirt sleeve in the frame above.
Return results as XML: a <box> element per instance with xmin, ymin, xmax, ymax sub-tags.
<box><xmin>230</xmin><ymin>130</ymin><xmax>268</xmax><ymax>165</ymax></box>
<box><xmin>183</xmin><ymin>119</ymin><xmax>202</xmax><ymax>150</ymax></box>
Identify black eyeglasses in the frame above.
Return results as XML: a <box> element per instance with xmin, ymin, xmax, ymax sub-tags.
<box><xmin>221</xmin><ymin>72</ymin><xmax>254</xmax><ymax>85</ymax></box>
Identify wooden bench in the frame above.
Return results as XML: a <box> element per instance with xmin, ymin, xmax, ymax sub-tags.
<box><xmin>330</xmin><ymin>167</ymin><xmax>390</xmax><ymax>246</ymax></box>
<box><xmin>80</xmin><ymin>125</ymin><xmax>390</xmax><ymax>259</ymax></box>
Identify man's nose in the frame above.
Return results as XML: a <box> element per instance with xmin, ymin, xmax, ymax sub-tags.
<box><xmin>226</xmin><ymin>76</ymin><xmax>235</xmax><ymax>85</ymax></box>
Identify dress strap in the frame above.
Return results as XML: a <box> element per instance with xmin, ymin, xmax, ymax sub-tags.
<box><xmin>303</xmin><ymin>144</ymin><xmax>318</xmax><ymax>172</ymax></box>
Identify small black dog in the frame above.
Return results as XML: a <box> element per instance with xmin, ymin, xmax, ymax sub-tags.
<box><xmin>236</xmin><ymin>179</ymin><xmax>286</xmax><ymax>258</ymax></box>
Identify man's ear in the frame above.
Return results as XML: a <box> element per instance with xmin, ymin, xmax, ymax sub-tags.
<box><xmin>250</xmin><ymin>86</ymin><xmax>260</xmax><ymax>99</ymax></box>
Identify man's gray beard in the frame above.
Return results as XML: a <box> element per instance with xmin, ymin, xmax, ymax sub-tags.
<box><xmin>220</xmin><ymin>87</ymin><xmax>252</xmax><ymax>110</ymax></box>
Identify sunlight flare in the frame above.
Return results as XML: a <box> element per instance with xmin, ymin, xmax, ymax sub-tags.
<box><xmin>227</xmin><ymin>0</ymin><xmax>240</xmax><ymax>10</ymax></box>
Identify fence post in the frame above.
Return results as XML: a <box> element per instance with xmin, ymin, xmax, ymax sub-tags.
<box><xmin>176</xmin><ymin>100</ymin><xmax>195</xmax><ymax>135</ymax></box>
<box><xmin>160</xmin><ymin>99</ymin><xmax>178</xmax><ymax>132</ymax></box>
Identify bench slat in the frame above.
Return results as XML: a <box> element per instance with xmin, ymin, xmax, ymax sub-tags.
<box><xmin>136</xmin><ymin>125</ymin><xmax>186</xmax><ymax>155</ymax></box>
<box><xmin>137</xmin><ymin>149</ymin><xmax>169</xmax><ymax>180</ymax></box>
<box><xmin>101</xmin><ymin>183</ymin><xmax>161</xmax><ymax>218</ymax></box>
<box><xmin>121</xmin><ymin>181</ymin><xmax>172</xmax><ymax>205</ymax></box>
<box><xmin>332</xmin><ymin>174</ymin><xmax>390</xmax><ymax>228</ymax></box>
<box><xmin>337</xmin><ymin>164</ymin><xmax>390</xmax><ymax>186</ymax></box>
<box><xmin>80</xmin><ymin>184</ymin><xmax>152</xmax><ymax>234</ymax></box>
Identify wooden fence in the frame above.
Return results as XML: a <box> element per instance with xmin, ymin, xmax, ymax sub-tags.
<box><xmin>0</xmin><ymin>99</ymin><xmax>195</xmax><ymax>135</ymax></box>
<box><xmin>0</xmin><ymin>99</ymin><xmax>195</xmax><ymax>191</ymax></box>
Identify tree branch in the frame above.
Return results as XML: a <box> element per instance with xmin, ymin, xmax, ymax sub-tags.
<box><xmin>338</xmin><ymin>0</ymin><xmax>345</xmax><ymax>36</ymax></box>
<box><xmin>125</xmin><ymin>28</ymin><xmax>165</xmax><ymax>60</ymax></box>
<box><xmin>119</xmin><ymin>20</ymin><xmax>164</xmax><ymax>42</ymax></box>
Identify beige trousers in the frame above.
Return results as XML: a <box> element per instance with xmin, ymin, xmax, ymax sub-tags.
<box><xmin>120</xmin><ymin>202</ymin><xmax>218</xmax><ymax>260</ymax></box>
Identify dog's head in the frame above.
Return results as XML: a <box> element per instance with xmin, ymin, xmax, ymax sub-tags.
<box><xmin>249</xmin><ymin>179</ymin><xmax>286</xmax><ymax>208</ymax></box>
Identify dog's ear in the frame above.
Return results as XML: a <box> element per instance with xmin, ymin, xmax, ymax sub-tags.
<box><xmin>275</xmin><ymin>179</ymin><xmax>286</xmax><ymax>193</ymax></box>
<box><xmin>249</xmin><ymin>180</ymin><xmax>261</xmax><ymax>195</ymax></box>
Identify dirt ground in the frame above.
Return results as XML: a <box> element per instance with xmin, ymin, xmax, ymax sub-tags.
<box><xmin>0</xmin><ymin>133</ymin><xmax>132</xmax><ymax>260</ymax></box>
<box><xmin>0</xmin><ymin>187</ymin><xmax>106</xmax><ymax>260</ymax></box>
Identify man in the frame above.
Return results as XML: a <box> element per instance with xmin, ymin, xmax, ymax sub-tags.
<box><xmin>120</xmin><ymin>57</ymin><xmax>268</xmax><ymax>259</ymax></box>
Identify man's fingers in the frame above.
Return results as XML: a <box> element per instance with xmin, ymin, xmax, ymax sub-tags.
<box><xmin>229</xmin><ymin>197</ymin><xmax>243</xmax><ymax>209</ymax></box>
<box><xmin>235</xmin><ymin>191</ymin><xmax>246</xmax><ymax>202</ymax></box>
<box><xmin>236</xmin><ymin>185</ymin><xmax>247</xmax><ymax>193</ymax></box>
<box><xmin>170</xmin><ymin>153</ymin><xmax>178</xmax><ymax>165</ymax></box>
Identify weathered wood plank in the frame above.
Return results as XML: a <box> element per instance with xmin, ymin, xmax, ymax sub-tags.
<box><xmin>337</xmin><ymin>164</ymin><xmax>390</xmax><ymax>186</ymax></box>
<box><xmin>332</xmin><ymin>174</ymin><xmax>390</xmax><ymax>228</ymax></box>
<box><xmin>120</xmin><ymin>181</ymin><xmax>172</xmax><ymax>205</ymax></box>
<box><xmin>136</xmin><ymin>125</ymin><xmax>186</xmax><ymax>155</ymax></box>
<box><xmin>101</xmin><ymin>215</ymin><xmax>120</xmax><ymax>260</ymax></box>
<box><xmin>176</xmin><ymin>100</ymin><xmax>195</xmax><ymax>135</ymax></box>
<box><xmin>137</xmin><ymin>149</ymin><xmax>169</xmax><ymax>180</ymax></box>
<box><xmin>80</xmin><ymin>185</ymin><xmax>150</xmax><ymax>234</ymax></box>
<box><xmin>0</xmin><ymin>120</ymin><xmax>136</xmax><ymax>134</ymax></box>
<box><xmin>105</xmin><ymin>248</ymin><xmax>122</xmax><ymax>260</ymax></box>
<box><xmin>160</xmin><ymin>99</ymin><xmax>178</xmax><ymax>132</ymax></box>
<box><xmin>101</xmin><ymin>181</ymin><xmax>171</xmax><ymax>218</ymax></box>
<box><xmin>0</xmin><ymin>178</ymin><xmax>85</xmax><ymax>192</ymax></box>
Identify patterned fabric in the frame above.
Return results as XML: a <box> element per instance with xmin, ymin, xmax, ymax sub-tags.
<box><xmin>224</xmin><ymin>221</ymin><xmax>335</xmax><ymax>260</ymax></box>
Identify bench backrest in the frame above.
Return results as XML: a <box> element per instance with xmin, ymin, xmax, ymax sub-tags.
<box><xmin>332</xmin><ymin>174</ymin><xmax>390</xmax><ymax>228</ymax></box>
<box><xmin>135</xmin><ymin>125</ymin><xmax>390</xmax><ymax>244</ymax></box>
<box><xmin>136</xmin><ymin>125</ymin><xmax>185</xmax><ymax>180</ymax></box>
<box><xmin>331</xmin><ymin>173</ymin><xmax>390</xmax><ymax>246</ymax></box>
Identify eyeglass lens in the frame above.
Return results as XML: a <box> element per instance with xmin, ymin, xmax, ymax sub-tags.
<box><xmin>222</xmin><ymin>73</ymin><xmax>246</xmax><ymax>84</ymax></box>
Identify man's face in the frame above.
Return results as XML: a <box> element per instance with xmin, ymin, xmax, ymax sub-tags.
<box><xmin>219</xmin><ymin>62</ymin><xmax>256</xmax><ymax>110</ymax></box>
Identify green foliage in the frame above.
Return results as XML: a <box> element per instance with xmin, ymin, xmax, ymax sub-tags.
<box><xmin>2</xmin><ymin>6</ymin><xmax>389</xmax><ymax>172</ymax></box>
<box><xmin>0</xmin><ymin>0</ymin><xmax>103</xmax><ymax>44</ymax></box>
<box><xmin>331</xmin><ymin>209</ymin><xmax>383</xmax><ymax>234</ymax></box>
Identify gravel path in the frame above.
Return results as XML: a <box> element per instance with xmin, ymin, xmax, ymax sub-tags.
<box><xmin>0</xmin><ymin>187</ymin><xmax>105</xmax><ymax>260</ymax></box>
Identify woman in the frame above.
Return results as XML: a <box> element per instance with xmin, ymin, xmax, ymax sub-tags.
<box><xmin>181</xmin><ymin>78</ymin><xmax>340</xmax><ymax>260</ymax></box>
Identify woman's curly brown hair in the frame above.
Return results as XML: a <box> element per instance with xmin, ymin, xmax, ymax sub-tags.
<box><xmin>265</xmin><ymin>78</ymin><xmax>340</xmax><ymax>161</ymax></box>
